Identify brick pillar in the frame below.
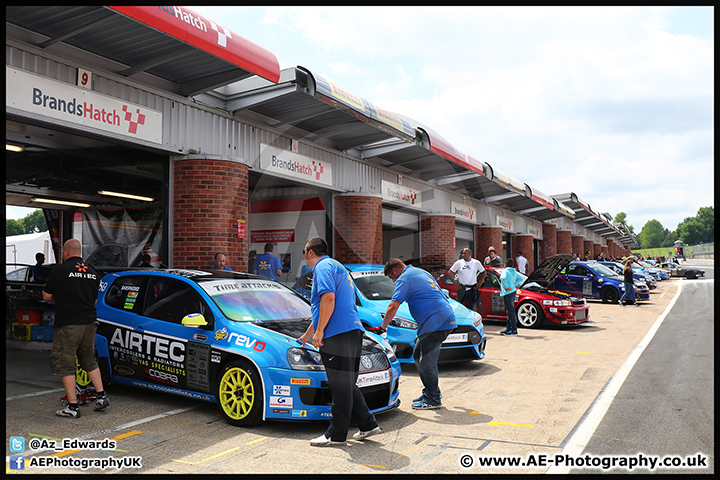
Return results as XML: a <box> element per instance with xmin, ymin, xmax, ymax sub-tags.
<box><xmin>172</xmin><ymin>157</ymin><xmax>248</xmax><ymax>270</ymax></box>
<box><xmin>476</xmin><ymin>226</ymin><xmax>503</xmax><ymax>262</ymax></box>
<box><xmin>420</xmin><ymin>214</ymin><xmax>456</xmax><ymax>266</ymax></box>
<box><xmin>593</xmin><ymin>243</ymin><xmax>601</xmax><ymax>259</ymax></box>
<box><xmin>512</xmin><ymin>234</ymin><xmax>535</xmax><ymax>273</ymax></box>
<box><xmin>540</xmin><ymin>223</ymin><xmax>557</xmax><ymax>263</ymax></box>
<box><xmin>556</xmin><ymin>230</ymin><xmax>572</xmax><ymax>255</ymax></box>
<box><xmin>583</xmin><ymin>239</ymin><xmax>593</xmax><ymax>259</ymax></box>
<box><xmin>334</xmin><ymin>194</ymin><xmax>383</xmax><ymax>264</ymax></box>
<box><xmin>571</xmin><ymin>235</ymin><xmax>585</xmax><ymax>258</ymax></box>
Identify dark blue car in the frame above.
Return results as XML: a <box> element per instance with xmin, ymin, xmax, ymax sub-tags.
<box><xmin>549</xmin><ymin>261</ymin><xmax>626</xmax><ymax>304</ymax></box>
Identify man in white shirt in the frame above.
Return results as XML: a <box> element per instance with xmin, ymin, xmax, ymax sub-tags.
<box><xmin>449</xmin><ymin>248</ymin><xmax>486</xmax><ymax>311</ymax></box>
<box><xmin>515</xmin><ymin>250</ymin><xmax>528</xmax><ymax>275</ymax></box>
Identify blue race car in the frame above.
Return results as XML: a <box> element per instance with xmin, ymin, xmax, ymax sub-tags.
<box><xmin>344</xmin><ymin>264</ymin><xmax>487</xmax><ymax>364</ymax></box>
<box><xmin>549</xmin><ymin>261</ymin><xmax>626</xmax><ymax>304</ymax></box>
<box><xmin>636</xmin><ymin>260</ymin><xmax>670</xmax><ymax>280</ymax></box>
<box><xmin>92</xmin><ymin>269</ymin><xmax>401</xmax><ymax>427</ymax></box>
<box><xmin>600</xmin><ymin>261</ymin><xmax>657</xmax><ymax>290</ymax></box>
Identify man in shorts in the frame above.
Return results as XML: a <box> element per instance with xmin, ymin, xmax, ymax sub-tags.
<box><xmin>43</xmin><ymin>239</ymin><xmax>109</xmax><ymax>418</ymax></box>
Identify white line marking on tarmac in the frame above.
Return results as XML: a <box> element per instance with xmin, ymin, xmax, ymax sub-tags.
<box><xmin>6</xmin><ymin>388</ymin><xmax>66</xmax><ymax>401</ymax></box>
<box><xmin>546</xmin><ymin>281</ymin><xmax>683</xmax><ymax>474</ymax></box>
<box><xmin>22</xmin><ymin>405</ymin><xmax>201</xmax><ymax>456</ymax></box>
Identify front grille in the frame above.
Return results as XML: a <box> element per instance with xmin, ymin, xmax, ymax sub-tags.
<box><xmin>298</xmin><ymin>375</ymin><xmax>393</xmax><ymax>410</ymax></box>
<box><xmin>359</xmin><ymin>382</ymin><xmax>392</xmax><ymax>411</ymax></box>
<box><xmin>575</xmin><ymin>309</ymin><xmax>587</xmax><ymax>320</ymax></box>
<box><xmin>438</xmin><ymin>346</ymin><xmax>478</xmax><ymax>363</ymax></box>
<box><xmin>359</xmin><ymin>351</ymin><xmax>389</xmax><ymax>373</ymax></box>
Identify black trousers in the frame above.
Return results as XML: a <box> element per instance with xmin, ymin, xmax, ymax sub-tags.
<box><xmin>319</xmin><ymin>329</ymin><xmax>378</xmax><ymax>441</ymax></box>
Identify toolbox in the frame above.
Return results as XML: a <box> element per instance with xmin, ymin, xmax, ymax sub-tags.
<box><xmin>12</xmin><ymin>323</ymin><xmax>33</xmax><ymax>341</ymax></box>
<box><xmin>16</xmin><ymin>308</ymin><xmax>42</xmax><ymax>325</ymax></box>
<box><xmin>31</xmin><ymin>325</ymin><xmax>54</xmax><ymax>342</ymax></box>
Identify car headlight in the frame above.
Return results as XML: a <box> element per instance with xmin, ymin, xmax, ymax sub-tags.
<box><xmin>287</xmin><ymin>347</ymin><xmax>325</xmax><ymax>371</ymax></box>
<box><xmin>542</xmin><ymin>299</ymin><xmax>571</xmax><ymax>306</ymax></box>
<box><xmin>388</xmin><ymin>316</ymin><xmax>417</xmax><ymax>329</ymax></box>
<box><xmin>472</xmin><ymin>311</ymin><xmax>483</xmax><ymax>326</ymax></box>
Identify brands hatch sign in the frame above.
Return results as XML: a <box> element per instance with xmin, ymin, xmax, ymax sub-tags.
<box><xmin>6</xmin><ymin>67</ymin><xmax>162</xmax><ymax>144</ymax></box>
<box><xmin>259</xmin><ymin>143</ymin><xmax>332</xmax><ymax>186</ymax></box>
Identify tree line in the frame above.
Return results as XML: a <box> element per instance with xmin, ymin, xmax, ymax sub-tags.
<box><xmin>615</xmin><ymin>206</ymin><xmax>714</xmax><ymax>249</ymax></box>
<box><xmin>5</xmin><ymin>210</ymin><xmax>48</xmax><ymax>236</ymax></box>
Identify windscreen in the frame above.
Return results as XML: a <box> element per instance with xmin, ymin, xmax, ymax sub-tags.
<box><xmin>350</xmin><ymin>271</ymin><xmax>395</xmax><ymax>300</ymax></box>
<box><xmin>197</xmin><ymin>279</ymin><xmax>310</xmax><ymax>322</ymax></box>
<box><xmin>591</xmin><ymin>263</ymin><xmax>621</xmax><ymax>277</ymax></box>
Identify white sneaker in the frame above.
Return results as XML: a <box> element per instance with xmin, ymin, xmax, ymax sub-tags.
<box><xmin>352</xmin><ymin>426</ymin><xmax>382</xmax><ymax>440</ymax></box>
<box><xmin>309</xmin><ymin>434</ymin><xmax>346</xmax><ymax>447</ymax></box>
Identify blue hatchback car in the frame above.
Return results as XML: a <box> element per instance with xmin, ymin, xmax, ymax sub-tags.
<box><xmin>345</xmin><ymin>264</ymin><xmax>487</xmax><ymax>364</ymax></box>
<box><xmin>549</xmin><ymin>261</ymin><xmax>626</xmax><ymax>304</ymax></box>
<box><xmin>600</xmin><ymin>261</ymin><xmax>657</xmax><ymax>290</ymax></box>
<box><xmin>91</xmin><ymin>269</ymin><xmax>401</xmax><ymax>427</ymax></box>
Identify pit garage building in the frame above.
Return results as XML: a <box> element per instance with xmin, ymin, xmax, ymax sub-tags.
<box><xmin>6</xmin><ymin>6</ymin><xmax>637</xmax><ymax>285</ymax></box>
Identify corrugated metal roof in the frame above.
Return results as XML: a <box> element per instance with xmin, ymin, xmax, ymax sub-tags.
<box><xmin>5</xmin><ymin>6</ymin><xmax>279</xmax><ymax>96</ymax></box>
<box><xmin>552</xmin><ymin>192</ymin><xmax>622</xmax><ymax>237</ymax></box>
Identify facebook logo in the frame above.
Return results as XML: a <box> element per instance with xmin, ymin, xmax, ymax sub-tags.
<box><xmin>9</xmin><ymin>455</ymin><xmax>25</xmax><ymax>470</ymax></box>
<box><xmin>10</xmin><ymin>436</ymin><xmax>25</xmax><ymax>452</ymax></box>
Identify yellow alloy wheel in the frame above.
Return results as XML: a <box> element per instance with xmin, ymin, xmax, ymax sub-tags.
<box><xmin>217</xmin><ymin>360</ymin><xmax>263</xmax><ymax>426</ymax></box>
<box><xmin>76</xmin><ymin>357</ymin><xmax>91</xmax><ymax>387</ymax></box>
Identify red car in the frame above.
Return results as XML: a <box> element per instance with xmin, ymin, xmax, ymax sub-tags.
<box><xmin>437</xmin><ymin>254</ymin><xmax>590</xmax><ymax>328</ymax></box>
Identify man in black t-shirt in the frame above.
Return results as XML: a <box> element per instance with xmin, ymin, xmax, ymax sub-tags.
<box><xmin>43</xmin><ymin>239</ymin><xmax>109</xmax><ymax>418</ymax></box>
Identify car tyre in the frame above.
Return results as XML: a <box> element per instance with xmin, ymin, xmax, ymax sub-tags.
<box><xmin>217</xmin><ymin>359</ymin><xmax>263</xmax><ymax>427</ymax></box>
<box><xmin>517</xmin><ymin>301</ymin><xmax>544</xmax><ymax>328</ymax></box>
<box><xmin>685</xmin><ymin>271</ymin><xmax>696</xmax><ymax>279</ymax></box>
<box><xmin>600</xmin><ymin>287</ymin><xmax>619</xmax><ymax>304</ymax></box>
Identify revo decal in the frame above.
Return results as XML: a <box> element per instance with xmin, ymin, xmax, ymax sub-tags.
<box><xmin>227</xmin><ymin>332</ymin><xmax>266</xmax><ymax>352</ymax></box>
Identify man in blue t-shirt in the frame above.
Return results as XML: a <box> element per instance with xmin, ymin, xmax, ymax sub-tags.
<box><xmin>298</xmin><ymin>237</ymin><xmax>381</xmax><ymax>446</ymax></box>
<box><xmin>376</xmin><ymin>258</ymin><xmax>456</xmax><ymax>410</ymax></box>
<box><xmin>211</xmin><ymin>252</ymin><xmax>232</xmax><ymax>271</ymax></box>
<box><xmin>253</xmin><ymin>243</ymin><xmax>282</xmax><ymax>280</ymax></box>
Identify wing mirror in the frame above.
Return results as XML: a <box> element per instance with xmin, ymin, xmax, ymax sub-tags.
<box><xmin>181</xmin><ymin>313</ymin><xmax>207</xmax><ymax>328</ymax></box>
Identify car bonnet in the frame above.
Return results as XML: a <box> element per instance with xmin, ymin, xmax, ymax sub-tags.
<box><xmin>520</xmin><ymin>254</ymin><xmax>574</xmax><ymax>288</ymax></box>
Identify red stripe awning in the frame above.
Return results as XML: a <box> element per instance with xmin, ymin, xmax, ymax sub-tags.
<box><xmin>107</xmin><ymin>6</ymin><xmax>280</xmax><ymax>83</ymax></box>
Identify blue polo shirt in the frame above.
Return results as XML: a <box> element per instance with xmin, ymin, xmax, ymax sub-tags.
<box><xmin>310</xmin><ymin>256</ymin><xmax>363</xmax><ymax>339</ymax></box>
<box><xmin>254</xmin><ymin>253</ymin><xmax>282</xmax><ymax>280</ymax></box>
<box><xmin>391</xmin><ymin>265</ymin><xmax>456</xmax><ymax>337</ymax></box>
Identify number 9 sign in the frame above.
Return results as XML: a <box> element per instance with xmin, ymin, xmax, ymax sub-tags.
<box><xmin>77</xmin><ymin>68</ymin><xmax>92</xmax><ymax>89</ymax></box>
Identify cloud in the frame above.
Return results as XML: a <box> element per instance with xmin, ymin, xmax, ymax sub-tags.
<box><xmin>189</xmin><ymin>6</ymin><xmax>713</xmax><ymax>231</ymax></box>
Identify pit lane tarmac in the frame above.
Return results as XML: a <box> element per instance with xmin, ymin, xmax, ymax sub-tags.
<box><xmin>5</xmin><ymin>275</ymin><xmax>708</xmax><ymax>474</ymax></box>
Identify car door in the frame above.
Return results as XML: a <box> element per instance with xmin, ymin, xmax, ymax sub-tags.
<box><xmin>100</xmin><ymin>275</ymin><xmax>150</xmax><ymax>382</ymax></box>
<box><xmin>136</xmin><ymin>276</ymin><xmax>215</xmax><ymax>393</ymax></box>
<box><xmin>561</xmin><ymin>264</ymin><xmax>593</xmax><ymax>298</ymax></box>
<box><xmin>478</xmin><ymin>270</ymin><xmax>506</xmax><ymax>319</ymax></box>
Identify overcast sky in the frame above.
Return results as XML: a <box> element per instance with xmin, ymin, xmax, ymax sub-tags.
<box><xmin>7</xmin><ymin>7</ymin><xmax>713</xmax><ymax>233</ymax></box>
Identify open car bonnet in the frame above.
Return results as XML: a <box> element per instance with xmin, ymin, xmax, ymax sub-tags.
<box><xmin>521</xmin><ymin>254</ymin><xmax>574</xmax><ymax>289</ymax></box>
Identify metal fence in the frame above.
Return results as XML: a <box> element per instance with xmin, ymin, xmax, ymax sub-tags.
<box><xmin>633</xmin><ymin>243</ymin><xmax>714</xmax><ymax>260</ymax></box>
